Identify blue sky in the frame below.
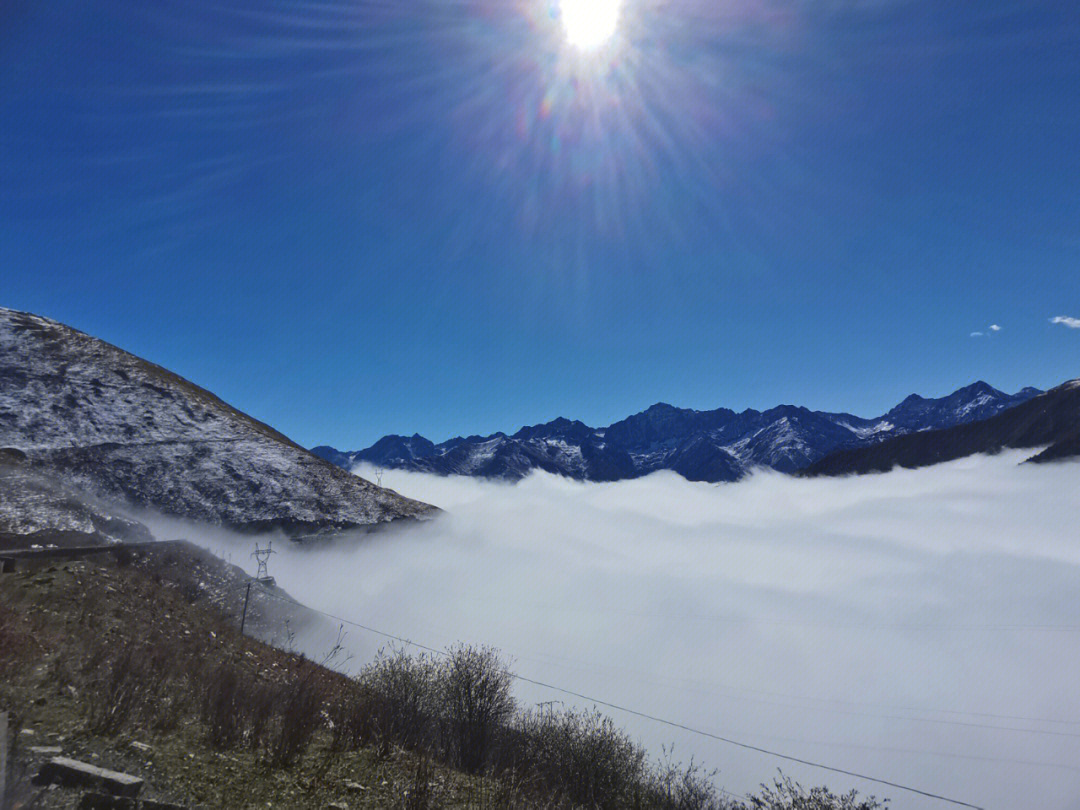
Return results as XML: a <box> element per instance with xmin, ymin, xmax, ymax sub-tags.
<box><xmin>3</xmin><ymin>0</ymin><xmax>1079</xmax><ymax>448</ymax></box>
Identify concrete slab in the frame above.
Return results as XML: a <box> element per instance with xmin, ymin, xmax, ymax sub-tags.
<box><xmin>33</xmin><ymin>756</ymin><xmax>144</xmax><ymax>798</ymax></box>
<box><xmin>27</xmin><ymin>745</ymin><xmax>63</xmax><ymax>756</ymax></box>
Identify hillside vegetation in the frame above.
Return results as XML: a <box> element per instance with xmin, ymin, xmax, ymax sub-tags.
<box><xmin>1</xmin><ymin>544</ymin><xmax>886</xmax><ymax>809</ymax></box>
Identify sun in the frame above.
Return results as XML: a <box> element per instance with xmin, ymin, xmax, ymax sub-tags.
<box><xmin>559</xmin><ymin>0</ymin><xmax>622</xmax><ymax>50</ymax></box>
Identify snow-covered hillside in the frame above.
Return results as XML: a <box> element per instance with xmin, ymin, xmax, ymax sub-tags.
<box><xmin>0</xmin><ymin>449</ymin><xmax>153</xmax><ymax>549</ymax></box>
<box><xmin>0</xmin><ymin>308</ymin><xmax>437</xmax><ymax>534</ymax></box>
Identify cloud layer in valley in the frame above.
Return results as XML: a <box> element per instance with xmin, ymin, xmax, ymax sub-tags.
<box><xmin>180</xmin><ymin>453</ymin><xmax>1080</xmax><ymax>810</ymax></box>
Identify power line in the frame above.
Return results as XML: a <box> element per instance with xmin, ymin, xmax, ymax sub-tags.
<box><xmin>232</xmin><ymin>576</ymin><xmax>1080</xmax><ymax>775</ymax></box>
<box><xmin>230</xmin><ymin>579</ymin><xmax>1079</xmax><ymax>725</ymax></box>
<box><xmin>500</xmin><ymin>677</ymin><xmax>992</xmax><ymax>810</ymax></box>
<box><xmin>243</xmin><ymin>584</ymin><xmax>988</xmax><ymax>810</ymax></box>
<box><xmin>453</xmin><ymin>594</ymin><xmax>1080</xmax><ymax>634</ymax></box>
<box><xmin>689</xmin><ymin>681</ymin><xmax>1080</xmax><ymax>728</ymax></box>
<box><xmin>507</xmin><ymin>644</ymin><xmax>1080</xmax><ymax>735</ymax></box>
<box><xmin>232</xmin><ymin>581</ymin><xmax>1080</xmax><ymax>769</ymax></box>
<box><xmin>719</xmin><ymin>787</ymin><xmax>749</xmax><ymax>803</ymax></box>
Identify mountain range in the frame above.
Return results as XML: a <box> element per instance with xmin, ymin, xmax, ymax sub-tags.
<box><xmin>2</xmin><ymin>304</ymin><xmax>1075</xmax><ymax>550</ymax></box>
<box><xmin>313</xmin><ymin>381</ymin><xmax>1045</xmax><ymax>483</ymax></box>
<box><xmin>0</xmin><ymin>307</ymin><xmax>436</xmax><ymax>544</ymax></box>
<box><xmin>802</xmin><ymin>379</ymin><xmax>1080</xmax><ymax>477</ymax></box>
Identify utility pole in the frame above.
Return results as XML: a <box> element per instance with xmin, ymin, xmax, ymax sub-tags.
<box><xmin>239</xmin><ymin>582</ymin><xmax>252</xmax><ymax>635</ymax></box>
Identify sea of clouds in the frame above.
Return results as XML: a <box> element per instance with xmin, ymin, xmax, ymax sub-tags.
<box><xmin>183</xmin><ymin>451</ymin><xmax>1080</xmax><ymax>810</ymax></box>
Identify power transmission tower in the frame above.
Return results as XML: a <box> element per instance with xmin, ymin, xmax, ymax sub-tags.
<box><xmin>252</xmin><ymin>541</ymin><xmax>276</xmax><ymax>582</ymax></box>
<box><xmin>536</xmin><ymin>700</ymin><xmax>563</xmax><ymax>720</ymax></box>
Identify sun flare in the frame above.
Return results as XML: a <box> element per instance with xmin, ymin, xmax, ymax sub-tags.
<box><xmin>559</xmin><ymin>0</ymin><xmax>622</xmax><ymax>50</ymax></box>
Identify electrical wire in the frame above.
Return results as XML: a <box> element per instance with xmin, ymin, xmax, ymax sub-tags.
<box><xmin>242</xmin><ymin>582</ymin><xmax>991</xmax><ymax>809</ymax></box>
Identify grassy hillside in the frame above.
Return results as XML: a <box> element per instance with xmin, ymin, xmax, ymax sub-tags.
<box><xmin>0</xmin><ymin>544</ymin><xmax>885</xmax><ymax>809</ymax></box>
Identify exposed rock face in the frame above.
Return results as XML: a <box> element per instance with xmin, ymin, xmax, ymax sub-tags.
<box><xmin>315</xmin><ymin>382</ymin><xmax>1043</xmax><ymax>483</ymax></box>
<box><xmin>0</xmin><ymin>308</ymin><xmax>437</xmax><ymax>534</ymax></box>
<box><xmin>801</xmin><ymin>380</ymin><xmax>1080</xmax><ymax>477</ymax></box>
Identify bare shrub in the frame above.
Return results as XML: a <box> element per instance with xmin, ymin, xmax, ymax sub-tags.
<box><xmin>265</xmin><ymin>661</ymin><xmax>327</xmax><ymax>767</ymax></box>
<box><xmin>138</xmin><ymin>633</ymin><xmax>196</xmax><ymax>732</ymax></box>
<box><xmin>179</xmin><ymin>579</ymin><xmax>203</xmax><ymax>604</ymax></box>
<box><xmin>201</xmin><ymin>661</ymin><xmax>248</xmax><ymax>748</ymax></box>
<box><xmin>82</xmin><ymin>629</ymin><xmax>194</xmax><ymax>737</ymax></box>
<box><xmin>435</xmin><ymin>644</ymin><xmax>515</xmax><ymax>773</ymax></box>
<box><xmin>85</xmin><ymin>648</ymin><xmax>149</xmax><ymax>735</ymax></box>
<box><xmin>198</xmin><ymin>656</ymin><xmax>280</xmax><ymax>752</ymax></box>
<box><xmin>747</xmin><ymin>773</ymin><xmax>887</xmax><ymax>810</ymax></box>
<box><xmin>461</xmin><ymin>769</ymin><xmax>549</xmax><ymax>810</ymax></box>
<box><xmin>246</xmin><ymin>680</ymin><xmax>277</xmax><ymax>751</ymax></box>
<box><xmin>401</xmin><ymin>754</ymin><xmax>441</xmax><ymax>810</ymax></box>
<box><xmin>517</xmin><ymin>707</ymin><xmax>647</xmax><ymax>810</ymax></box>
<box><xmin>75</xmin><ymin>584</ymin><xmax>106</xmax><ymax>627</ymax></box>
<box><xmin>362</xmin><ymin>646</ymin><xmax>438</xmax><ymax>754</ymax></box>
<box><xmin>0</xmin><ymin>603</ymin><xmax>36</xmax><ymax>676</ymax></box>
<box><xmin>649</xmin><ymin>747</ymin><xmax>727</xmax><ymax>810</ymax></box>
<box><xmin>327</xmin><ymin>684</ymin><xmax>376</xmax><ymax>752</ymax></box>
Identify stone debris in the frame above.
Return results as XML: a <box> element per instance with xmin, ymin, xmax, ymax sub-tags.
<box><xmin>34</xmin><ymin>756</ymin><xmax>144</xmax><ymax>798</ymax></box>
<box><xmin>28</xmin><ymin>745</ymin><xmax>63</xmax><ymax>755</ymax></box>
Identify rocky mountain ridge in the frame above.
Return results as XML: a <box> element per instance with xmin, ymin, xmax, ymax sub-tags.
<box><xmin>314</xmin><ymin>381</ymin><xmax>1044</xmax><ymax>482</ymax></box>
<box><xmin>802</xmin><ymin>380</ymin><xmax>1080</xmax><ymax>477</ymax></box>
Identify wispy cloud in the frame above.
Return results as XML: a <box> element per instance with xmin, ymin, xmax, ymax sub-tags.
<box><xmin>971</xmin><ymin>323</ymin><xmax>1002</xmax><ymax>338</ymax></box>
<box><xmin>1051</xmin><ymin>316</ymin><xmax>1080</xmax><ymax>329</ymax></box>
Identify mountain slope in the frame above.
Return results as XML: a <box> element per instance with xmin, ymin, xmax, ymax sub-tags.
<box><xmin>0</xmin><ymin>307</ymin><xmax>436</xmax><ymax>533</ymax></box>
<box><xmin>0</xmin><ymin>448</ymin><xmax>154</xmax><ymax>550</ymax></box>
<box><xmin>315</xmin><ymin>383</ymin><xmax>1043</xmax><ymax>483</ymax></box>
<box><xmin>881</xmin><ymin>381</ymin><xmax>1044</xmax><ymax>431</ymax></box>
<box><xmin>801</xmin><ymin>381</ymin><xmax>1080</xmax><ymax>477</ymax></box>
